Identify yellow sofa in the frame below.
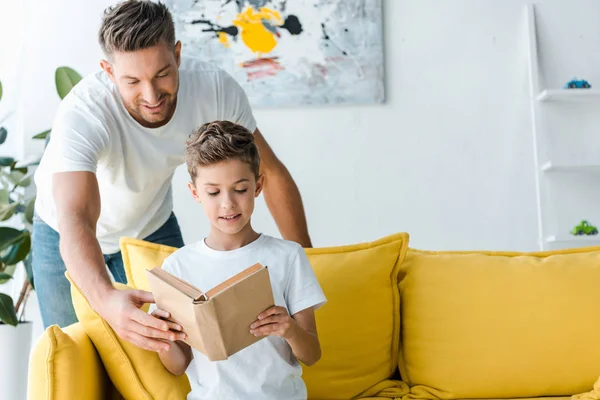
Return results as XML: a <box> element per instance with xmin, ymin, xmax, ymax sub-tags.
<box><xmin>28</xmin><ymin>233</ymin><xmax>600</xmax><ymax>400</ymax></box>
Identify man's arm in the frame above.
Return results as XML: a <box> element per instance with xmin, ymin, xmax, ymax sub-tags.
<box><xmin>53</xmin><ymin>171</ymin><xmax>184</xmax><ymax>351</ymax></box>
<box><xmin>253</xmin><ymin>128</ymin><xmax>312</xmax><ymax>248</ymax></box>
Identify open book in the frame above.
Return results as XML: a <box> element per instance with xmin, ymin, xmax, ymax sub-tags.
<box><xmin>146</xmin><ymin>263</ymin><xmax>275</xmax><ymax>361</ymax></box>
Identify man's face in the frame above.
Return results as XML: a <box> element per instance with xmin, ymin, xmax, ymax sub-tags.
<box><xmin>101</xmin><ymin>41</ymin><xmax>181</xmax><ymax>128</ymax></box>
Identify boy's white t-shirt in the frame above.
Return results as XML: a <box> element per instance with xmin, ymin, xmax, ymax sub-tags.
<box><xmin>160</xmin><ymin>234</ymin><xmax>326</xmax><ymax>400</ymax></box>
<box><xmin>33</xmin><ymin>57</ymin><xmax>257</xmax><ymax>254</ymax></box>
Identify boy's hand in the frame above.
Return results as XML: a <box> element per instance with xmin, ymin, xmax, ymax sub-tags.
<box><xmin>249</xmin><ymin>306</ymin><xmax>298</xmax><ymax>339</ymax></box>
<box><xmin>151</xmin><ymin>308</ymin><xmax>187</xmax><ymax>341</ymax></box>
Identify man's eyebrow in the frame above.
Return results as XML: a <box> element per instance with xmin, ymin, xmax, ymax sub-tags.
<box><xmin>121</xmin><ymin>64</ymin><xmax>171</xmax><ymax>80</ymax></box>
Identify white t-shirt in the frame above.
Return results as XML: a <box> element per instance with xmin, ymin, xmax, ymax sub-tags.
<box><xmin>34</xmin><ymin>57</ymin><xmax>257</xmax><ymax>254</ymax></box>
<box><xmin>160</xmin><ymin>234</ymin><xmax>326</xmax><ymax>400</ymax></box>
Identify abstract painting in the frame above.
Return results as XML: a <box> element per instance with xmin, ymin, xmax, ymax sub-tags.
<box><xmin>166</xmin><ymin>0</ymin><xmax>384</xmax><ymax>107</ymax></box>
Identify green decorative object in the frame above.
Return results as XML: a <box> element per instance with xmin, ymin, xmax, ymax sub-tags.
<box><xmin>570</xmin><ymin>220</ymin><xmax>599</xmax><ymax>236</ymax></box>
<box><xmin>0</xmin><ymin>67</ymin><xmax>81</xmax><ymax>326</ymax></box>
<box><xmin>33</xmin><ymin>67</ymin><xmax>82</xmax><ymax>144</ymax></box>
<box><xmin>55</xmin><ymin>66</ymin><xmax>82</xmax><ymax>100</ymax></box>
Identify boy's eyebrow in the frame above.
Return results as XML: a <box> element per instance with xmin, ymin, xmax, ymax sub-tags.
<box><xmin>204</xmin><ymin>178</ymin><xmax>250</xmax><ymax>186</ymax></box>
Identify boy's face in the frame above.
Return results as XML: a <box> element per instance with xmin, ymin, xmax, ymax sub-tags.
<box><xmin>188</xmin><ymin>159</ymin><xmax>263</xmax><ymax>235</ymax></box>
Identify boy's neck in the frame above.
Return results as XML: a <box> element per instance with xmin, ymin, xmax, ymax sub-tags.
<box><xmin>205</xmin><ymin>223</ymin><xmax>261</xmax><ymax>251</ymax></box>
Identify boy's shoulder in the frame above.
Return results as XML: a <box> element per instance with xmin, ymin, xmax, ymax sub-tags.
<box><xmin>257</xmin><ymin>235</ymin><xmax>304</xmax><ymax>258</ymax></box>
<box><xmin>162</xmin><ymin>241</ymin><xmax>204</xmax><ymax>265</ymax></box>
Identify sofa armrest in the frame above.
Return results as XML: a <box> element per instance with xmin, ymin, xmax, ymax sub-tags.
<box><xmin>28</xmin><ymin>322</ymin><xmax>120</xmax><ymax>400</ymax></box>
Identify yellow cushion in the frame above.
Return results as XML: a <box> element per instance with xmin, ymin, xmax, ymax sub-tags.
<box><xmin>399</xmin><ymin>247</ymin><xmax>600</xmax><ymax>400</ymax></box>
<box><xmin>121</xmin><ymin>233</ymin><xmax>410</xmax><ymax>400</ymax></box>
<box><xmin>67</xmin><ymin>274</ymin><xmax>191</xmax><ymax>400</ymax></box>
<box><xmin>121</xmin><ymin>237</ymin><xmax>178</xmax><ymax>291</ymax></box>
<box><xmin>301</xmin><ymin>233</ymin><xmax>409</xmax><ymax>399</ymax></box>
<box><xmin>28</xmin><ymin>323</ymin><xmax>118</xmax><ymax>400</ymax></box>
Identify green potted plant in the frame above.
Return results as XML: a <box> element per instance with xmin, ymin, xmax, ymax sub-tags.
<box><xmin>0</xmin><ymin>66</ymin><xmax>81</xmax><ymax>400</ymax></box>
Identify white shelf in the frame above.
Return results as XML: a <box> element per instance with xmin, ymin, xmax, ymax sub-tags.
<box><xmin>546</xmin><ymin>235</ymin><xmax>600</xmax><ymax>244</ymax></box>
<box><xmin>541</xmin><ymin>161</ymin><xmax>600</xmax><ymax>173</ymax></box>
<box><xmin>537</xmin><ymin>89</ymin><xmax>600</xmax><ymax>102</ymax></box>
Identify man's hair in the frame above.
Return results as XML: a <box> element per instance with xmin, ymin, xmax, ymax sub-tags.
<box><xmin>98</xmin><ymin>0</ymin><xmax>175</xmax><ymax>56</ymax></box>
<box><xmin>185</xmin><ymin>121</ymin><xmax>260</xmax><ymax>182</ymax></box>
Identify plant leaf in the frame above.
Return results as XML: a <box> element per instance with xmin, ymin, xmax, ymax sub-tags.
<box><xmin>14</xmin><ymin>153</ymin><xmax>42</xmax><ymax>169</ymax></box>
<box><xmin>6</xmin><ymin>170</ymin><xmax>24</xmax><ymax>186</ymax></box>
<box><xmin>0</xmin><ymin>227</ymin><xmax>28</xmax><ymax>253</ymax></box>
<box><xmin>0</xmin><ymin>80</ymin><xmax>2</xmax><ymax>102</ymax></box>
<box><xmin>0</xmin><ymin>293</ymin><xmax>18</xmax><ymax>326</ymax></box>
<box><xmin>0</xmin><ymin>272</ymin><xmax>12</xmax><ymax>284</ymax></box>
<box><xmin>25</xmin><ymin>197</ymin><xmax>35</xmax><ymax>224</ymax></box>
<box><xmin>1</xmin><ymin>263</ymin><xmax>16</xmax><ymax>278</ymax></box>
<box><xmin>0</xmin><ymin>189</ymin><xmax>8</xmax><ymax>204</ymax></box>
<box><xmin>0</xmin><ymin>127</ymin><xmax>7</xmax><ymax>145</ymax></box>
<box><xmin>55</xmin><ymin>67</ymin><xmax>82</xmax><ymax>99</ymax></box>
<box><xmin>1</xmin><ymin>230</ymin><xmax>30</xmax><ymax>265</ymax></box>
<box><xmin>0</xmin><ymin>157</ymin><xmax>14</xmax><ymax>167</ymax></box>
<box><xmin>24</xmin><ymin>253</ymin><xmax>34</xmax><ymax>290</ymax></box>
<box><xmin>16</xmin><ymin>170</ymin><xmax>34</xmax><ymax>188</ymax></box>
<box><xmin>0</xmin><ymin>202</ymin><xmax>19</xmax><ymax>221</ymax></box>
<box><xmin>32</xmin><ymin>129</ymin><xmax>51</xmax><ymax>140</ymax></box>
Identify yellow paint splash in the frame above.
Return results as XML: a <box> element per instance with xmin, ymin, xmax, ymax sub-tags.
<box><xmin>232</xmin><ymin>7</ymin><xmax>284</xmax><ymax>57</ymax></box>
<box><xmin>218</xmin><ymin>32</ymin><xmax>230</xmax><ymax>48</ymax></box>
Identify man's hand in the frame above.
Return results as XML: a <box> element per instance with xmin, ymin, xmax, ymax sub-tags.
<box><xmin>249</xmin><ymin>306</ymin><xmax>298</xmax><ymax>339</ymax></box>
<box><xmin>150</xmin><ymin>308</ymin><xmax>186</xmax><ymax>337</ymax></box>
<box><xmin>96</xmin><ymin>288</ymin><xmax>186</xmax><ymax>352</ymax></box>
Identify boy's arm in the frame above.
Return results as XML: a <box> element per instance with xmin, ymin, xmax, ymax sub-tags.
<box><xmin>152</xmin><ymin>308</ymin><xmax>193</xmax><ymax>375</ymax></box>
<box><xmin>158</xmin><ymin>340</ymin><xmax>193</xmax><ymax>376</ymax></box>
<box><xmin>250</xmin><ymin>306</ymin><xmax>321</xmax><ymax>366</ymax></box>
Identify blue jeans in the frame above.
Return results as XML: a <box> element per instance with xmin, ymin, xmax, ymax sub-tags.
<box><xmin>32</xmin><ymin>212</ymin><xmax>185</xmax><ymax>329</ymax></box>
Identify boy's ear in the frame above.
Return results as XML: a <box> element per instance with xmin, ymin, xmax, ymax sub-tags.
<box><xmin>255</xmin><ymin>174</ymin><xmax>265</xmax><ymax>197</ymax></box>
<box><xmin>188</xmin><ymin>181</ymin><xmax>201</xmax><ymax>203</ymax></box>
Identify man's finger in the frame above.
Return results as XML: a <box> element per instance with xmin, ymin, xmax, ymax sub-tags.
<box><xmin>129</xmin><ymin>332</ymin><xmax>171</xmax><ymax>352</ymax></box>
<box><xmin>165</xmin><ymin>320</ymin><xmax>185</xmax><ymax>334</ymax></box>
<box><xmin>131</xmin><ymin>289</ymin><xmax>155</xmax><ymax>304</ymax></box>
<box><xmin>130</xmin><ymin>307</ymin><xmax>169</xmax><ymax>332</ymax></box>
<box><xmin>151</xmin><ymin>308</ymin><xmax>170</xmax><ymax>319</ymax></box>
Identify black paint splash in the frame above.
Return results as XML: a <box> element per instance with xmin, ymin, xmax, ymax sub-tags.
<box><xmin>281</xmin><ymin>15</ymin><xmax>302</xmax><ymax>35</ymax></box>
<box><xmin>191</xmin><ymin>19</ymin><xmax>239</xmax><ymax>39</ymax></box>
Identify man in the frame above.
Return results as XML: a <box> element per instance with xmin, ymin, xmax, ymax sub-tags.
<box><xmin>31</xmin><ymin>0</ymin><xmax>311</xmax><ymax>353</ymax></box>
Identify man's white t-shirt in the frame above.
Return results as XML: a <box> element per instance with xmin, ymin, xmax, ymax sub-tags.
<box><xmin>160</xmin><ymin>234</ymin><xmax>327</xmax><ymax>400</ymax></box>
<box><xmin>34</xmin><ymin>57</ymin><xmax>257</xmax><ymax>254</ymax></box>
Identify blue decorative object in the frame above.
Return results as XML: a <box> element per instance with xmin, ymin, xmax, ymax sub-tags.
<box><xmin>564</xmin><ymin>78</ymin><xmax>592</xmax><ymax>89</ymax></box>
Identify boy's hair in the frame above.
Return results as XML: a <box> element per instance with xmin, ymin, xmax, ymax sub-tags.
<box><xmin>185</xmin><ymin>121</ymin><xmax>260</xmax><ymax>182</ymax></box>
<box><xmin>98</xmin><ymin>0</ymin><xmax>175</xmax><ymax>57</ymax></box>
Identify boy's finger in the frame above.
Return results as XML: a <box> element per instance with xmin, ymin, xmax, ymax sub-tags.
<box><xmin>250</xmin><ymin>315</ymin><xmax>281</xmax><ymax>329</ymax></box>
<box><xmin>258</xmin><ymin>306</ymin><xmax>283</xmax><ymax>320</ymax></box>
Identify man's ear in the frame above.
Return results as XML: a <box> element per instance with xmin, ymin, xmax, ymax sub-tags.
<box><xmin>255</xmin><ymin>174</ymin><xmax>264</xmax><ymax>197</ymax></box>
<box><xmin>174</xmin><ymin>41</ymin><xmax>182</xmax><ymax>67</ymax></box>
<box><xmin>100</xmin><ymin>59</ymin><xmax>115</xmax><ymax>83</ymax></box>
<box><xmin>188</xmin><ymin>181</ymin><xmax>201</xmax><ymax>203</ymax></box>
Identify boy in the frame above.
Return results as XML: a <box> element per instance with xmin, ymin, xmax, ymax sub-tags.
<box><xmin>151</xmin><ymin>121</ymin><xmax>326</xmax><ymax>399</ymax></box>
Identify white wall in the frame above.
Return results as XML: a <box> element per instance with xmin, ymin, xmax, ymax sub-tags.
<box><xmin>10</xmin><ymin>0</ymin><xmax>600</xmax><ymax>344</ymax></box>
